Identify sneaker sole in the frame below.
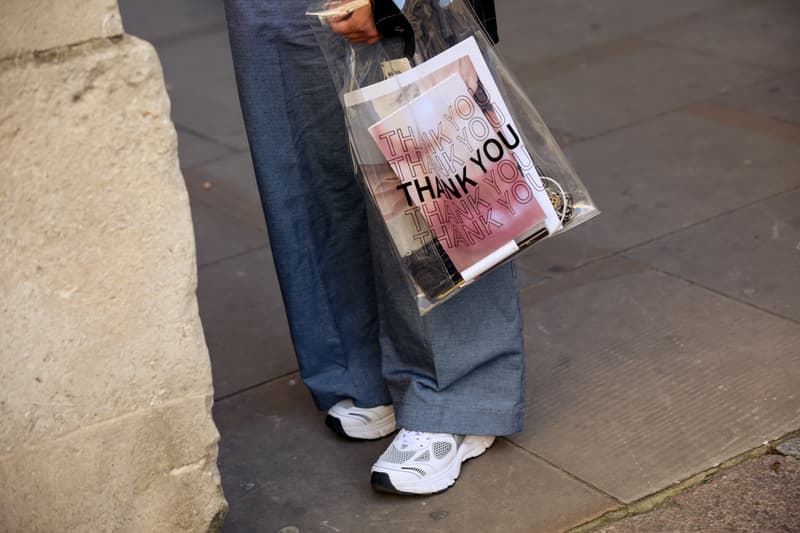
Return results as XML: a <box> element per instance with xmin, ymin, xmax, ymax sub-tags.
<box><xmin>325</xmin><ymin>413</ymin><xmax>397</xmax><ymax>441</ymax></box>
<box><xmin>371</xmin><ymin>435</ymin><xmax>495</xmax><ymax>495</ymax></box>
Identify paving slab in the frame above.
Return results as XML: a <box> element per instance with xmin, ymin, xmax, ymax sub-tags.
<box><xmin>154</xmin><ymin>28</ymin><xmax>235</xmax><ymax>88</ymax></box>
<box><xmin>713</xmin><ymin>71</ymin><xmax>800</xmax><ymax>126</ymax></box>
<box><xmin>516</xmin><ymin>257</ymin><xmax>800</xmax><ymax>503</ymax></box>
<box><xmin>142</xmin><ymin>28</ymin><xmax>248</xmax><ymax>150</ymax></box>
<box><xmin>561</xmin><ymin>111</ymin><xmax>800</xmax><ymax>253</ymax></box>
<box><xmin>496</xmin><ymin>0</ymin><xmax>738</xmax><ymax>66</ymax></box>
<box><xmin>118</xmin><ymin>0</ymin><xmax>245</xmax><ymax>158</ymax></box>
<box><xmin>118</xmin><ymin>0</ymin><xmax>226</xmax><ymax>45</ymax></box>
<box><xmin>626</xmin><ymin>189</ymin><xmax>800</xmax><ymax>323</ymax></box>
<box><xmin>183</xmin><ymin>151</ymin><xmax>266</xmax><ymax>232</ymax></box>
<box><xmin>198</xmin><ymin>248</ymin><xmax>297</xmax><ymax>398</ymax></box>
<box><xmin>176</xmin><ymin>127</ymin><xmax>235</xmax><ymax>169</ymax></box>
<box><xmin>168</xmin><ymin>74</ymin><xmax>249</xmax><ymax>151</ymax></box>
<box><xmin>684</xmin><ymin>102</ymin><xmax>800</xmax><ymax>146</ymax></box>
<box><xmin>515</xmin><ymin>38</ymin><xmax>772</xmax><ymax>139</ymax></box>
<box><xmin>598</xmin><ymin>455</ymin><xmax>800</xmax><ymax>532</ymax></box>
<box><xmin>514</xmin><ymin>265</ymin><xmax>550</xmax><ymax>292</ymax></box>
<box><xmin>190</xmin><ymin>198</ymin><xmax>267</xmax><ymax>268</ymax></box>
<box><xmin>647</xmin><ymin>0</ymin><xmax>800</xmax><ymax>70</ymax></box>
<box><xmin>214</xmin><ymin>376</ymin><xmax>618</xmax><ymax>533</ymax></box>
<box><xmin>514</xmin><ymin>221</ymin><xmax>613</xmax><ymax>278</ymax></box>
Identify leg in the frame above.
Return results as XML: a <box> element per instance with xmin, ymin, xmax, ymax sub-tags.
<box><xmin>367</xmin><ymin>211</ymin><xmax>525</xmax><ymax>494</ymax></box>
<box><xmin>224</xmin><ymin>0</ymin><xmax>390</xmax><ymax>410</ymax></box>
<box><xmin>368</xmin><ymin>208</ymin><xmax>526</xmax><ymax>437</ymax></box>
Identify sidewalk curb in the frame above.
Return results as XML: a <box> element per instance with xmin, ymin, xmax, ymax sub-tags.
<box><xmin>569</xmin><ymin>428</ymin><xmax>800</xmax><ymax>533</ymax></box>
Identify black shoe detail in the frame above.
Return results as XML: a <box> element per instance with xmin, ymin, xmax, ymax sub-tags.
<box><xmin>371</xmin><ymin>471</ymin><xmax>401</xmax><ymax>494</ymax></box>
<box><xmin>325</xmin><ymin>415</ymin><xmax>361</xmax><ymax>441</ymax></box>
<box><xmin>371</xmin><ymin>471</ymin><xmax>452</xmax><ymax>496</ymax></box>
<box><xmin>325</xmin><ymin>414</ymin><xmax>396</xmax><ymax>441</ymax></box>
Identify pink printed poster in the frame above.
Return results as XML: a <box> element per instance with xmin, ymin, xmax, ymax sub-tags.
<box><xmin>368</xmin><ymin>72</ymin><xmax>551</xmax><ymax>279</ymax></box>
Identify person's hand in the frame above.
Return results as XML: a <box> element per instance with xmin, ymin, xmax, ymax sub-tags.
<box><xmin>328</xmin><ymin>2</ymin><xmax>381</xmax><ymax>44</ymax></box>
<box><xmin>457</xmin><ymin>57</ymin><xmax>479</xmax><ymax>94</ymax></box>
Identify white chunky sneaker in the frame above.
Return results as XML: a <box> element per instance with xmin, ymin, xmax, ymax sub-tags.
<box><xmin>325</xmin><ymin>399</ymin><xmax>396</xmax><ymax>440</ymax></box>
<box><xmin>370</xmin><ymin>429</ymin><xmax>495</xmax><ymax>494</ymax></box>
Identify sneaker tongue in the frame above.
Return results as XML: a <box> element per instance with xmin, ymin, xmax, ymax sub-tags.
<box><xmin>395</xmin><ymin>430</ymin><xmax>453</xmax><ymax>450</ymax></box>
<box><xmin>395</xmin><ymin>430</ymin><xmax>425</xmax><ymax>449</ymax></box>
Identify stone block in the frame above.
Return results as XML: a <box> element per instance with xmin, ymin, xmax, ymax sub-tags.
<box><xmin>0</xmin><ymin>34</ymin><xmax>226</xmax><ymax>528</ymax></box>
<box><xmin>1</xmin><ymin>35</ymin><xmax>205</xmax><ymax>449</ymax></box>
<box><xmin>0</xmin><ymin>0</ymin><xmax>123</xmax><ymax>59</ymax></box>
<box><xmin>777</xmin><ymin>438</ymin><xmax>800</xmax><ymax>459</ymax></box>
<box><xmin>0</xmin><ymin>398</ymin><xmax>225</xmax><ymax>532</ymax></box>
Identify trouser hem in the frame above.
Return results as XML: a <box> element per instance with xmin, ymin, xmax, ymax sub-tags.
<box><xmin>393</xmin><ymin>401</ymin><xmax>524</xmax><ymax>436</ymax></box>
<box><xmin>308</xmin><ymin>385</ymin><xmax>393</xmax><ymax>412</ymax></box>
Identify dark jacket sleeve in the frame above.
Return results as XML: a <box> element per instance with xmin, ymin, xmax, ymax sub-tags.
<box><xmin>467</xmin><ymin>0</ymin><xmax>498</xmax><ymax>43</ymax></box>
<box><xmin>372</xmin><ymin>0</ymin><xmax>416</xmax><ymax>56</ymax></box>
<box><xmin>372</xmin><ymin>0</ymin><xmax>498</xmax><ymax>58</ymax></box>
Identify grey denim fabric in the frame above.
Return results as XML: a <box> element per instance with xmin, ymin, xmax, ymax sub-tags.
<box><xmin>224</xmin><ymin>0</ymin><xmax>526</xmax><ymax>435</ymax></box>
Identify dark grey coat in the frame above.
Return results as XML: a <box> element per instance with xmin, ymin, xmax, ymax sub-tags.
<box><xmin>374</xmin><ymin>0</ymin><xmax>498</xmax><ymax>57</ymax></box>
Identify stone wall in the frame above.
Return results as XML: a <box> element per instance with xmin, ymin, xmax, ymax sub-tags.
<box><xmin>0</xmin><ymin>1</ymin><xmax>227</xmax><ymax>531</ymax></box>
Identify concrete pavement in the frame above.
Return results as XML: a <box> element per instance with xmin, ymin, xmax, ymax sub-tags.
<box><xmin>118</xmin><ymin>0</ymin><xmax>800</xmax><ymax>531</ymax></box>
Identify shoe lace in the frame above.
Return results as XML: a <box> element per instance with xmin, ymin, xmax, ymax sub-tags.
<box><xmin>391</xmin><ymin>430</ymin><xmax>455</xmax><ymax>461</ymax></box>
<box><xmin>394</xmin><ymin>429</ymin><xmax>430</xmax><ymax>448</ymax></box>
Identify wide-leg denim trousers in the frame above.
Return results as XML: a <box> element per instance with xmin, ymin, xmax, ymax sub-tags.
<box><xmin>224</xmin><ymin>0</ymin><xmax>526</xmax><ymax>435</ymax></box>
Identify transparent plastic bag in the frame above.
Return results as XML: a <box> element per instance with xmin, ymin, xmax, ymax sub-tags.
<box><xmin>307</xmin><ymin>0</ymin><xmax>599</xmax><ymax>314</ymax></box>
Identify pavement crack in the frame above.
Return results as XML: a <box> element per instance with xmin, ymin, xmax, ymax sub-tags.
<box><xmin>500</xmin><ymin>437</ymin><xmax>625</xmax><ymax>506</ymax></box>
<box><xmin>214</xmin><ymin>370</ymin><xmax>300</xmax><ymax>403</ymax></box>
